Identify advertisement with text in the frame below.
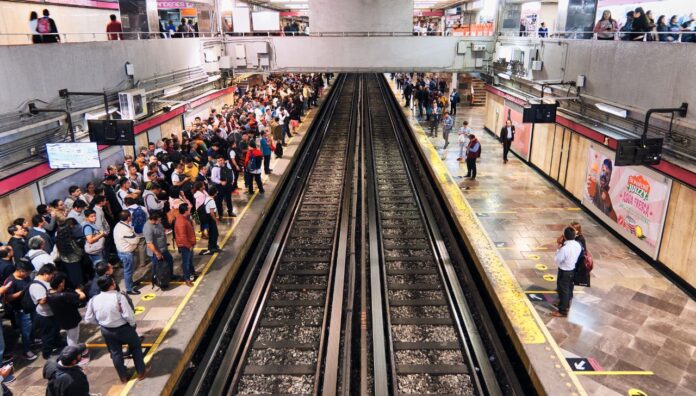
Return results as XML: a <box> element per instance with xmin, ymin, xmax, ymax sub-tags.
<box><xmin>582</xmin><ymin>143</ymin><xmax>672</xmax><ymax>259</ymax></box>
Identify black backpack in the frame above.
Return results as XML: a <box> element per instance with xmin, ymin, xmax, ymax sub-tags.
<box><xmin>21</xmin><ymin>281</ymin><xmax>47</xmax><ymax>314</ymax></box>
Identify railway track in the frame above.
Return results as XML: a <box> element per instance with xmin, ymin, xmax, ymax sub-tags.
<box><xmin>179</xmin><ymin>74</ymin><xmax>524</xmax><ymax>396</ymax></box>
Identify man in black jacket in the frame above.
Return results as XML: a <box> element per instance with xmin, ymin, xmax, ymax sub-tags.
<box><xmin>500</xmin><ymin>119</ymin><xmax>516</xmax><ymax>163</ymax></box>
<box><xmin>44</xmin><ymin>344</ymin><xmax>90</xmax><ymax>396</ymax></box>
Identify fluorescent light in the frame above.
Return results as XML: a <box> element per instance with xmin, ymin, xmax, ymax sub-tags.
<box><xmin>163</xmin><ymin>86</ymin><xmax>183</xmax><ymax>96</ymax></box>
<box><xmin>497</xmin><ymin>73</ymin><xmax>511</xmax><ymax>80</ymax></box>
<box><xmin>286</xmin><ymin>3</ymin><xmax>308</xmax><ymax>8</ymax></box>
<box><xmin>595</xmin><ymin>102</ymin><xmax>627</xmax><ymax>118</ymax></box>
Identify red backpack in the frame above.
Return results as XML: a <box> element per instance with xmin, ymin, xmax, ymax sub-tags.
<box><xmin>37</xmin><ymin>17</ymin><xmax>51</xmax><ymax>34</ymax></box>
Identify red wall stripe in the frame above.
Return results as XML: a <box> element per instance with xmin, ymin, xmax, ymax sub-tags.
<box><xmin>485</xmin><ymin>86</ymin><xmax>696</xmax><ymax>188</ymax></box>
<box><xmin>0</xmin><ymin>86</ymin><xmax>236</xmax><ymax>197</ymax></box>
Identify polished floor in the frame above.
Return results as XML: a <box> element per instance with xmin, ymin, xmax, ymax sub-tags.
<box><xmin>409</xmin><ymin>103</ymin><xmax>696</xmax><ymax>396</ymax></box>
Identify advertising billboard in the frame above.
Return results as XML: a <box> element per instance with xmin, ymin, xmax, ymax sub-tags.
<box><xmin>582</xmin><ymin>143</ymin><xmax>672</xmax><ymax>259</ymax></box>
<box><xmin>502</xmin><ymin>101</ymin><xmax>532</xmax><ymax>162</ymax></box>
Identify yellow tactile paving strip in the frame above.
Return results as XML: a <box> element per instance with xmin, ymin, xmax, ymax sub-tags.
<box><xmin>385</xmin><ymin>77</ymin><xmax>586</xmax><ymax>396</ymax></box>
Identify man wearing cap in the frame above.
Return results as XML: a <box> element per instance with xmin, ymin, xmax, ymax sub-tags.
<box><xmin>43</xmin><ymin>344</ymin><xmax>90</xmax><ymax>395</ymax></box>
<box><xmin>84</xmin><ymin>276</ymin><xmax>148</xmax><ymax>382</ymax></box>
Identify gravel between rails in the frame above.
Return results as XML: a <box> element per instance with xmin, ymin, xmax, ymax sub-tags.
<box><xmin>397</xmin><ymin>374</ymin><xmax>473</xmax><ymax>395</ymax></box>
<box><xmin>237</xmin><ymin>374</ymin><xmax>314</xmax><ymax>395</ymax></box>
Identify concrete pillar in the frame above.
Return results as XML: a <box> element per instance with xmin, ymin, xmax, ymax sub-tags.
<box><xmin>451</xmin><ymin>73</ymin><xmax>458</xmax><ymax>94</ymax></box>
<box><xmin>309</xmin><ymin>0</ymin><xmax>412</xmax><ymax>33</ymax></box>
<box><xmin>119</xmin><ymin>0</ymin><xmax>160</xmax><ymax>38</ymax></box>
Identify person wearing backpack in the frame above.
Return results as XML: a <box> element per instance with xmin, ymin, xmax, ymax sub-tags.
<box><xmin>465</xmin><ymin>133</ymin><xmax>481</xmax><ymax>180</ymax></box>
<box><xmin>82</xmin><ymin>210</ymin><xmax>106</xmax><ymax>267</ymax></box>
<box><xmin>143</xmin><ymin>212</ymin><xmax>173</xmax><ymax>289</ymax></box>
<box><xmin>570</xmin><ymin>221</ymin><xmax>592</xmax><ymax>288</ymax></box>
<box><xmin>43</xmin><ymin>344</ymin><xmax>90</xmax><ymax>396</ymax></box>
<box><xmin>210</xmin><ymin>156</ymin><xmax>236</xmax><ymax>218</ymax></box>
<box><xmin>200</xmin><ymin>187</ymin><xmax>220</xmax><ymax>256</ymax></box>
<box><xmin>27</xmin><ymin>264</ymin><xmax>63</xmax><ymax>359</ymax></box>
<box><xmin>244</xmin><ymin>140</ymin><xmax>265</xmax><ymax>195</ymax></box>
<box><xmin>37</xmin><ymin>9</ymin><xmax>59</xmax><ymax>44</ymax></box>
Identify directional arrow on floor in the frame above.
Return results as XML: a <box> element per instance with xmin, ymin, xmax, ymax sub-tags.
<box><xmin>566</xmin><ymin>357</ymin><xmax>594</xmax><ymax>372</ymax></box>
<box><xmin>528</xmin><ymin>294</ymin><xmax>543</xmax><ymax>302</ymax></box>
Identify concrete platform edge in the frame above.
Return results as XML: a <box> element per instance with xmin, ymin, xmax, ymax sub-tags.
<box><xmin>385</xmin><ymin>78</ymin><xmax>586</xmax><ymax>396</ymax></box>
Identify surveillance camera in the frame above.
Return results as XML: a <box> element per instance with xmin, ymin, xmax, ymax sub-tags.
<box><xmin>28</xmin><ymin>103</ymin><xmax>39</xmax><ymax>115</ymax></box>
<box><xmin>163</xmin><ymin>106</ymin><xmax>171</xmax><ymax>113</ymax></box>
<box><xmin>59</xmin><ymin>89</ymin><xmax>69</xmax><ymax>98</ymax></box>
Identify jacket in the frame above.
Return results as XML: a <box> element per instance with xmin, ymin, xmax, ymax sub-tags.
<box><xmin>260</xmin><ymin>137</ymin><xmax>272</xmax><ymax>156</ymax></box>
<box><xmin>244</xmin><ymin>148</ymin><xmax>263</xmax><ymax>168</ymax></box>
<box><xmin>500</xmin><ymin>125</ymin><xmax>516</xmax><ymax>142</ymax></box>
<box><xmin>173</xmin><ymin>213</ymin><xmax>196</xmax><ymax>249</ymax></box>
<box><xmin>466</xmin><ymin>139</ymin><xmax>481</xmax><ymax>159</ymax></box>
<box><xmin>113</xmin><ymin>221</ymin><xmax>139</xmax><ymax>253</ymax></box>
<box><xmin>43</xmin><ymin>359</ymin><xmax>90</xmax><ymax>396</ymax></box>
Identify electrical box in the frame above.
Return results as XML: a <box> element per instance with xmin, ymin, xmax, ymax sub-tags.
<box><xmin>118</xmin><ymin>89</ymin><xmax>147</xmax><ymax>120</ymax></box>
<box><xmin>456</xmin><ymin>41</ymin><xmax>467</xmax><ymax>55</ymax></box>
<box><xmin>577</xmin><ymin>75</ymin><xmax>586</xmax><ymax>87</ymax></box>
<box><xmin>219</xmin><ymin>56</ymin><xmax>233</xmax><ymax>69</ymax></box>
<box><xmin>473</xmin><ymin>44</ymin><xmax>487</xmax><ymax>51</ymax></box>
<box><xmin>531</xmin><ymin>60</ymin><xmax>544</xmax><ymax>71</ymax></box>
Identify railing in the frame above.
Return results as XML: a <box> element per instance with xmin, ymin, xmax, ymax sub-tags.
<box><xmin>0</xmin><ymin>29</ymin><xmax>498</xmax><ymax>45</ymax></box>
<box><xmin>499</xmin><ymin>30</ymin><xmax>696</xmax><ymax>42</ymax></box>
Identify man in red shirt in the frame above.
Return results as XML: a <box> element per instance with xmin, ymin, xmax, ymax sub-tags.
<box><xmin>106</xmin><ymin>14</ymin><xmax>122</xmax><ymax>40</ymax></box>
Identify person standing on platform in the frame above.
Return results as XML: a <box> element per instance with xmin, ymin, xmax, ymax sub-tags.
<box><xmin>29</xmin><ymin>264</ymin><xmax>62</xmax><ymax>359</ymax></box>
<box><xmin>500</xmin><ymin>119</ymin><xmax>515</xmax><ymax>163</ymax></box>
<box><xmin>106</xmin><ymin>14</ymin><xmax>122</xmax><ymax>40</ymax></box>
<box><xmin>456</xmin><ymin>121</ymin><xmax>472</xmax><ymax>161</ymax></box>
<box><xmin>449</xmin><ymin>90</ymin><xmax>460</xmax><ymax>115</ymax></box>
<box><xmin>260</xmin><ymin>132</ymin><xmax>273</xmax><ymax>175</ymax></box>
<box><xmin>143</xmin><ymin>212</ymin><xmax>173</xmax><ymax>288</ymax></box>
<box><xmin>552</xmin><ymin>227</ymin><xmax>582</xmax><ymax>318</ymax></box>
<box><xmin>200</xmin><ymin>187</ymin><xmax>220</xmax><ymax>256</ymax></box>
<box><xmin>174</xmin><ymin>204</ymin><xmax>196</xmax><ymax>286</ymax></box>
<box><xmin>244</xmin><ymin>140</ymin><xmax>265</xmax><ymax>195</ymax></box>
<box><xmin>29</xmin><ymin>11</ymin><xmax>42</xmax><ymax>44</ymax></box>
<box><xmin>113</xmin><ymin>211</ymin><xmax>140</xmax><ymax>295</ymax></box>
<box><xmin>210</xmin><ymin>156</ymin><xmax>236</xmax><ymax>218</ymax></box>
<box><xmin>465</xmin><ymin>134</ymin><xmax>481</xmax><ymax>180</ymax></box>
<box><xmin>441</xmin><ymin>112</ymin><xmax>454</xmax><ymax>149</ymax></box>
<box><xmin>570</xmin><ymin>221</ymin><xmax>590</xmax><ymax>287</ymax></box>
<box><xmin>84</xmin><ymin>276</ymin><xmax>148</xmax><ymax>383</ymax></box>
<box><xmin>403</xmin><ymin>81</ymin><xmax>413</xmax><ymax>108</ymax></box>
<box><xmin>43</xmin><ymin>344</ymin><xmax>90</xmax><ymax>395</ymax></box>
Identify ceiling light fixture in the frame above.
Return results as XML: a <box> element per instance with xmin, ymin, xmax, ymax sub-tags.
<box><xmin>595</xmin><ymin>102</ymin><xmax>627</xmax><ymax>118</ymax></box>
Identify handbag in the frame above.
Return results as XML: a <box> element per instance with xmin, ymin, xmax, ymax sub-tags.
<box><xmin>83</xmin><ymin>224</ymin><xmax>105</xmax><ymax>255</ymax></box>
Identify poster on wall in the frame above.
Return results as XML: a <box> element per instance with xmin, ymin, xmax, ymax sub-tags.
<box><xmin>582</xmin><ymin>143</ymin><xmax>672</xmax><ymax>259</ymax></box>
<box><xmin>502</xmin><ymin>101</ymin><xmax>532</xmax><ymax>161</ymax></box>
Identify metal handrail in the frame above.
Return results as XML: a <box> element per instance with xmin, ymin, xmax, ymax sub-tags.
<box><xmin>499</xmin><ymin>30</ymin><xmax>695</xmax><ymax>42</ymax></box>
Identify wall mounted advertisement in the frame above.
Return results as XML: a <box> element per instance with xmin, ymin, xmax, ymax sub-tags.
<box><xmin>502</xmin><ymin>101</ymin><xmax>532</xmax><ymax>162</ymax></box>
<box><xmin>582</xmin><ymin>143</ymin><xmax>672</xmax><ymax>259</ymax></box>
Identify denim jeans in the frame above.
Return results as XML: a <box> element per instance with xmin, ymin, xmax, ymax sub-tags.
<box><xmin>179</xmin><ymin>247</ymin><xmax>194</xmax><ymax>281</ymax></box>
<box><xmin>14</xmin><ymin>311</ymin><xmax>32</xmax><ymax>353</ymax></box>
<box><xmin>88</xmin><ymin>252</ymin><xmax>105</xmax><ymax>265</ymax></box>
<box><xmin>118</xmin><ymin>252</ymin><xmax>135</xmax><ymax>292</ymax></box>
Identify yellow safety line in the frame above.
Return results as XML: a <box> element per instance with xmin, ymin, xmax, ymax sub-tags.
<box><xmin>86</xmin><ymin>343</ymin><xmax>154</xmax><ymax>348</ymax></box>
<box><xmin>523</xmin><ymin>290</ymin><xmax>585</xmax><ymax>294</ymax></box>
<box><xmin>575</xmin><ymin>371</ymin><xmax>654</xmax><ymax>376</ymax></box>
<box><xmin>119</xmin><ymin>130</ymin><xmax>302</xmax><ymax>394</ymax></box>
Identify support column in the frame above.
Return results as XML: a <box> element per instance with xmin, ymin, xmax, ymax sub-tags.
<box><xmin>119</xmin><ymin>0</ymin><xmax>161</xmax><ymax>38</ymax></box>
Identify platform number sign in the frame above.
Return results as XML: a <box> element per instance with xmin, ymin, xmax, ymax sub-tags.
<box><xmin>566</xmin><ymin>357</ymin><xmax>594</xmax><ymax>372</ymax></box>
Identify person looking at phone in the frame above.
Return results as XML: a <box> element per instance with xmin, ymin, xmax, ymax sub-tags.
<box><xmin>82</xmin><ymin>209</ymin><xmax>106</xmax><ymax>266</ymax></box>
<box><xmin>594</xmin><ymin>10</ymin><xmax>618</xmax><ymax>40</ymax></box>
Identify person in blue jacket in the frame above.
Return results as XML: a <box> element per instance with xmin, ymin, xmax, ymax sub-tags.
<box><xmin>260</xmin><ymin>132</ymin><xmax>273</xmax><ymax>175</ymax></box>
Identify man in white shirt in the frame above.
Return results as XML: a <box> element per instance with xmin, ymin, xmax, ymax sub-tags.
<box><xmin>25</xmin><ymin>236</ymin><xmax>53</xmax><ymax>273</ymax></box>
<box><xmin>29</xmin><ymin>264</ymin><xmax>60</xmax><ymax>359</ymax></box>
<box><xmin>116</xmin><ymin>179</ymin><xmax>140</xmax><ymax>211</ymax></box>
<box><xmin>552</xmin><ymin>227</ymin><xmax>583</xmax><ymax>317</ymax></box>
<box><xmin>85</xmin><ymin>276</ymin><xmax>147</xmax><ymax>382</ymax></box>
<box><xmin>113</xmin><ymin>211</ymin><xmax>141</xmax><ymax>295</ymax></box>
<box><xmin>67</xmin><ymin>199</ymin><xmax>87</xmax><ymax>224</ymax></box>
<box><xmin>457</xmin><ymin>121</ymin><xmax>472</xmax><ymax>161</ymax></box>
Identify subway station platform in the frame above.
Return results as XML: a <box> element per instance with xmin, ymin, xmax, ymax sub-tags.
<box><xmin>5</xmin><ymin>95</ymin><xmax>327</xmax><ymax>396</ymax></box>
<box><xmin>387</xmin><ymin>80</ymin><xmax>696</xmax><ymax>396</ymax></box>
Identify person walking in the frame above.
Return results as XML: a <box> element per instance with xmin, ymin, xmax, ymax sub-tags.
<box><xmin>84</xmin><ymin>276</ymin><xmax>148</xmax><ymax>382</ymax></box>
<box><xmin>174</xmin><ymin>204</ymin><xmax>196</xmax><ymax>286</ymax></box>
<box><xmin>456</xmin><ymin>121</ymin><xmax>472</xmax><ymax>161</ymax></box>
<box><xmin>500</xmin><ymin>119</ymin><xmax>516</xmax><ymax>163</ymax></box>
<box><xmin>552</xmin><ymin>227</ymin><xmax>583</xmax><ymax>318</ymax></box>
<box><xmin>106</xmin><ymin>14</ymin><xmax>122</xmax><ymax>40</ymax></box>
<box><xmin>441</xmin><ymin>112</ymin><xmax>454</xmax><ymax>149</ymax></box>
<box><xmin>465</xmin><ymin>134</ymin><xmax>481</xmax><ymax>180</ymax></box>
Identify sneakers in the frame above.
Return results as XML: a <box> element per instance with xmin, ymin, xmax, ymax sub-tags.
<box><xmin>23</xmin><ymin>351</ymin><xmax>38</xmax><ymax>361</ymax></box>
<box><xmin>199</xmin><ymin>250</ymin><xmax>213</xmax><ymax>255</ymax></box>
<box><xmin>127</xmin><ymin>290</ymin><xmax>141</xmax><ymax>296</ymax></box>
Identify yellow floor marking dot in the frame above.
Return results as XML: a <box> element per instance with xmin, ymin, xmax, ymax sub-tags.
<box><xmin>543</xmin><ymin>274</ymin><xmax>556</xmax><ymax>282</ymax></box>
<box><xmin>527</xmin><ymin>254</ymin><xmax>541</xmax><ymax>260</ymax></box>
<box><xmin>628</xmin><ymin>389</ymin><xmax>648</xmax><ymax>396</ymax></box>
<box><xmin>142</xmin><ymin>293</ymin><xmax>156</xmax><ymax>301</ymax></box>
<box><xmin>535</xmin><ymin>264</ymin><xmax>548</xmax><ymax>271</ymax></box>
<box><xmin>134</xmin><ymin>306</ymin><xmax>146</xmax><ymax>315</ymax></box>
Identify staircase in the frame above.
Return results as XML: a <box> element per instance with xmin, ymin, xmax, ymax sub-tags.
<box><xmin>471</xmin><ymin>78</ymin><xmax>487</xmax><ymax>106</ymax></box>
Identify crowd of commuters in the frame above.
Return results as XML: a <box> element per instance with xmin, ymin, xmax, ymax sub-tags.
<box><xmin>0</xmin><ymin>73</ymin><xmax>328</xmax><ymax>394</ymax></box>
<box><xmin>594</xmin><ymin>9</ymin><xmax>696</xmax><ymax>42</ymax></box>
